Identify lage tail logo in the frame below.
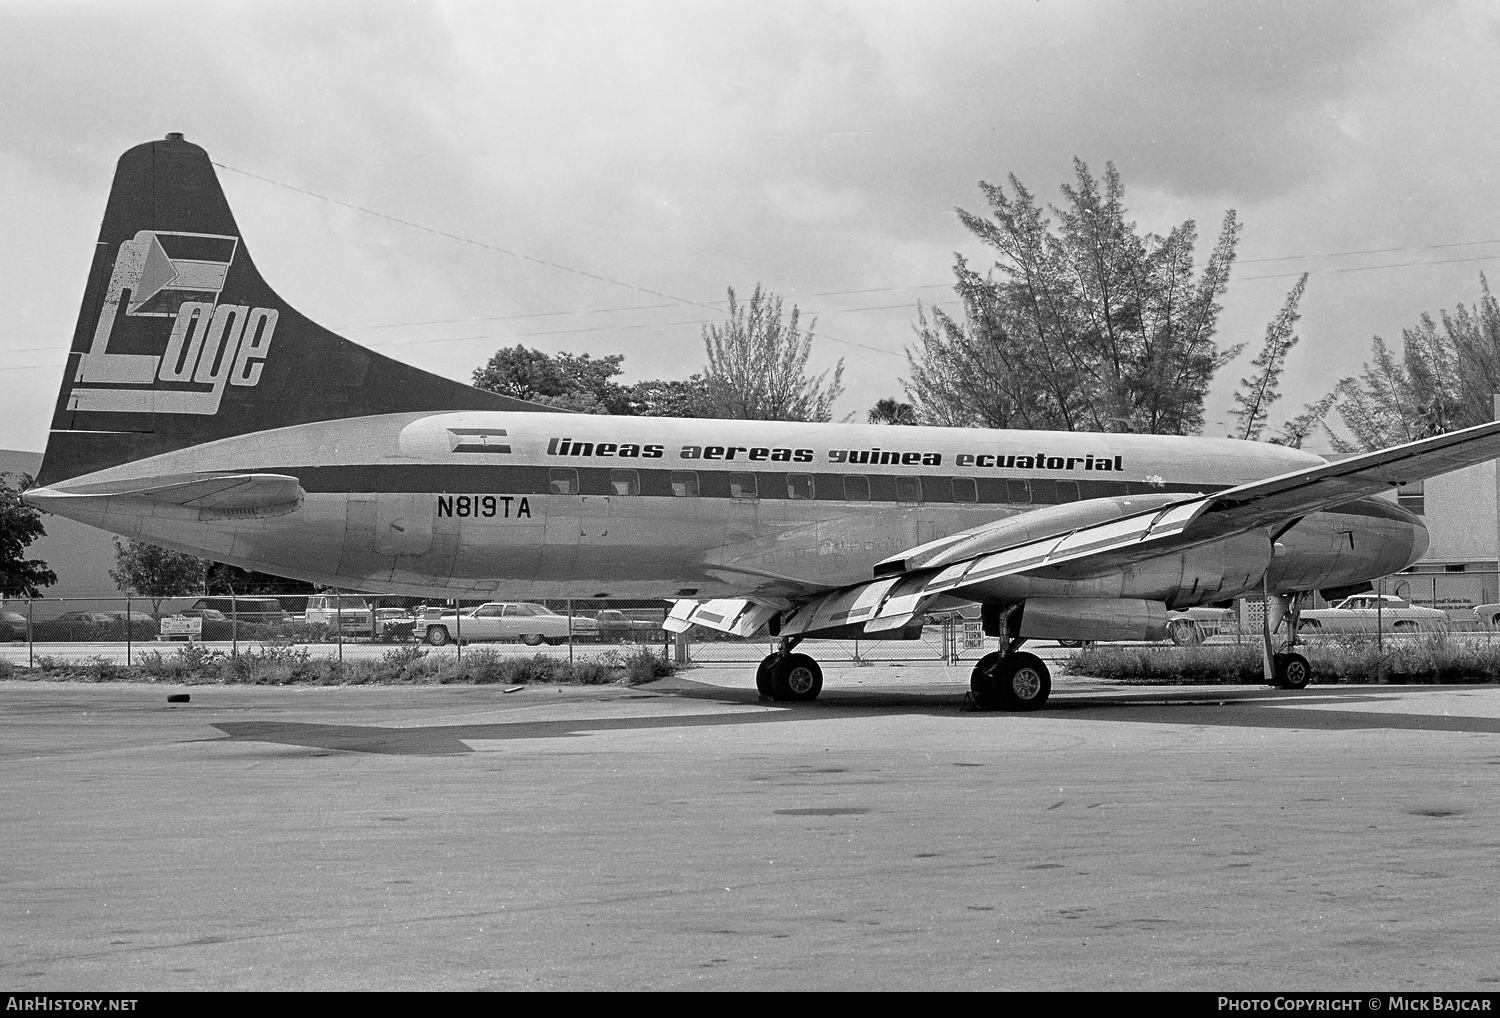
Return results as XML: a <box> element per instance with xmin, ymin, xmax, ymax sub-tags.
<box><xmin>68</xmin><ymin>230</ymin><xmax>278</xmax><ymax>415</ymax></box>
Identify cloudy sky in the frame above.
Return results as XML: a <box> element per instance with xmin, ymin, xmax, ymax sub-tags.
<box><xmin>3</xmin><ymin>0</ymin><xmax>1498</xmax><ymax>455</ymax></box>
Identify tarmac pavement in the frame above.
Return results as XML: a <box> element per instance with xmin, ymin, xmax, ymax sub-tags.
<box><xmin>3</xmin><ymin>663</ymin><xmax>1499</xmax><ymax>991</ymax></box>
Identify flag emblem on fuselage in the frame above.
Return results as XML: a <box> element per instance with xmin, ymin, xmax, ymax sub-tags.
<box><xmin>447</xmin><ymin>428</ymin><xmax>511</xmax><ymax>454</ymax></box>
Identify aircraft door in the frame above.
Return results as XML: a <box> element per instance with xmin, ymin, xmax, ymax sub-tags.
<box><xmin>337</xmin><ymin>495</ymin><xmax>377</xmax><ymax>578</ymax></box>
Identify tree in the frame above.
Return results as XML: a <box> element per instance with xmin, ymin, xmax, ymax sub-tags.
<box><xmin>703</xmin><ymin>285</ymin><xmax>845</xmax><ymax>421</ymax></box>
<box><xmin>0</xmin><ymin>472</ymin><xmax>56</xmax><ymax>598</ymax></box>
<box><xmin>1228</xmin><ymin>274</ymin><xmax>1308</xmax><ymax>441</ymax></box>
<box><xmin>1324</xmin><ymin>276</ymin><xmax>1500</xmax><ymax>452</ymax></box>
<box><xmin>868</xmin><ymin>398</ymin><xmax>918</xmax><ymax>425</ymax></box>
<box><xmin>203</xmin><ymin>563</ymin><xmax>318</xmax><ymax>597</ymax></box>
<box><xmin>616</xmin><ymin>375</ymin><xmax>720</xmax><ymax>418</ymax></box>
<box><xmin>109</xmin><ymin>539</ymin><xmax>205</xmax><ymax>614</ymax></box>
<box><xmin>472</xmin><ymin>345</ymin><xmax>627</xmax><ymax>413</ymax></box>
<box><xmin>905</xmin><ymin>159</ymin><xmax>1241</xmax><ymax>435</ymax></box>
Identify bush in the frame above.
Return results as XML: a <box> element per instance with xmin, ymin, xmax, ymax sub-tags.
<box><xmin>1068</xmin><ymin>634</ymin><xmax>1500</xmax><ymax>685</ymax></box>
<box><xmin>622</xmin><ymin>645</ymin><xmax>675</xmax><ymax>684</ymax></box>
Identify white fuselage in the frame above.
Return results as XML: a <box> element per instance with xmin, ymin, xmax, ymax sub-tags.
<box><xmin>34</xmin><ymin>411</ymin><xmax>1426</xmax><ymax>604</ymax></box>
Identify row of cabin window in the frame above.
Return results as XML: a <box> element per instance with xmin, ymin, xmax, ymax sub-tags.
<box><xmin>547</xmin><ymin>467</ymin><xmax>1088</xmax><ymax>504</ymax></box>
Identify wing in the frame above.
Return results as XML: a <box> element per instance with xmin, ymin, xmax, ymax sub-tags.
<box><xmin>694</xmin><ymin>419</ymin><xmax>1500</xmax><ymax>638</ymax></box>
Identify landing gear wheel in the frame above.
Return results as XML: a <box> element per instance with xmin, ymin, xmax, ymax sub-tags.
<box><xmin>771</xmin><ymin>653</ymin><xmax>823</xmax><ymax>702</ymax></box>
<box><xmin>971</xmin><ymin>652</ymin><xmax>1050</xmax><ymax>711</ymax></box>
<box><xmin>520</xmin><ymin>633</ymin><xmax>544</xmax><ymax>646</ymax></box>
<box><xmin>755</xmin><ymin>653</ymin><xmax>777</xmax><ymax>699</ymax></box>
<box><xmin>995</xmin><ymin>653</ymin><xmax>1051</xmax><ymax>711</ymax></box>
<box><xmin>1273</xmin><ymin>652</ymin><xmax>1311</xmax><ymax>690</ymax></box>
<box><xmin>1168</xmin><ymin>620</ymin><xmax>1202</xmax><ymax>646</ymax></box>
<box><xmin>970</xmin><ymin>652</ymin><xmax>1003</xmax><ymax>709</ymax></box>
<box><xmin>426</xmin><ymin>626</ymin><xmax>451</xmax><ymax>646</ymax></box>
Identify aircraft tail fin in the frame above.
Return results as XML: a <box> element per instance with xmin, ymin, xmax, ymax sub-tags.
<box><xmin>38</xmin><ymin>133</ymin><xmax>536</xmax><ymax>487</ymax></box>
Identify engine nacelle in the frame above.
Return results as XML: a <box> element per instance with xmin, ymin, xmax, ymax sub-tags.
<box><xmin>1017</xmin><ymin>597</ymin><xmax>1168</xmax><ymax>642</ymax></box>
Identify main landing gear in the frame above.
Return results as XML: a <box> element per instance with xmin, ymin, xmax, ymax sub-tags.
<box><xmin>756</xmin><ymin>638</ymin><xmax>825</xmax><ymax>702</ymax></box>
<box><xmin>969</xmin><ymin>642</ymin><xmax>1051</xmax><ymax>711</ymax></box>
<box><xmin>1261</xmin><ymin>590</ymin><xmax>1311</xmax><ymax>690</ymax></box>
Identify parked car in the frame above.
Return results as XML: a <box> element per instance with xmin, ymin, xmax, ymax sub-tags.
<box><xmin>1</xmin><ymin>610</ymin><xmax>32</xmax><ymax>641</ymax></box>
<box><xmin>1298</xmin><ymin>594</ymin><xmax>1448</xmax><ymax>634</ymax></box>
<box><xmin>593</xmin><ymin>608</ymin><xmax>667</xmax><ymax>642</ymax></box>
<box><xmin>31</xmin><ymin>611</ymin><xmax>129</xmax><ymax>641</ymax></box>
<box><xmin>422</xmin><ymin>602</ymin><xmax>571</xmax><ymax>646</ymax></box>
<box><xmin>1166</xmin><ymin>606</ymin><xmax>1235</xmax><ymax>645</ymax></box>
<box><xmin>184</xmin><ymin>596</ymin><xmax>289</xmax><ymax>626</ymax></box>
<box><xmin>108</xmin><ymin>611</ymin><xmax>162</xmax><ymax>639</ymax></box>
<box><xmin>1472</xmin><ymin>602</ymin><xmax>1500</xmax><ymax>628</ymax></box>
<box><xmin>303</xmin><ymin>594</ymin><xmax>374</xmax><ymax>636</ymax></box>
<box><xmin>373</xmin><ymin>607</ymin><xmax>418</xmax><ymax>642</ymax></box>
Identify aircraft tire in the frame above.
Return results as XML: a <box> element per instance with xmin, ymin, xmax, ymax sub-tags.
<box><xmin>1273</xmin><ymin>652</ymin><xmax>1311</xmax><ymax>690</ymax></box>
<box><xmin>771</xmin><ymin>653</ymin><xmax>823</xmax><ymax>702</ymax></box>
<box><xmin>755</xmin><ymin>654</ymin><xmax>778</xmax><ymax>699</ymax></box>
<box><xmin>520</xmin><ymin>633</ymin><xmax>544</xmax><ymax>646</ymax></box>
<box><xmin>1168</xmin><ymin>620</ymin><xmax>1202</xmax><ymax>646</ymax></box>
<box><xmin>970</xmin><ymin>652</ymin><xmax>1003</xmax><ymax>709</ymax></box>
<box><xmin>996</xmin><ymin>652</ymin><xmax>1051</xmax><ymax>710</ymax></box>
<box><xmin>426</xmin><ymin>626</ymin><xmax>451</xmax><ymax>646</ymax></box>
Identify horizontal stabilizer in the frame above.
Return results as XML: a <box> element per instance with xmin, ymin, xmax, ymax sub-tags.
<box><xmin>26</xmin><ymin>472</ymin><xmax>304</xmax><ymax>521</ymax></box>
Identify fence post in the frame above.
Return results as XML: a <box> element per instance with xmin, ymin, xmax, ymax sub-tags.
<box><xmin>567</xmin><ymin>598</ymin><xmax>573</xmax><ymax>665</ymax></box>
<box><xmin>27</xmin><ymin>598</ymin><xmax>34</xmax><ymax>669</ymax></box>
<box><xmin>126</xmin><ymin>593</ymin><xmax>132</xmax><ymax>667</ymax></box>
<box><xmin>455</xmin><ymin>597</ymin><xmax>461</xmax><ymax>663</ymax></box>
<box><xmin>1377</xmin><ymin>575</ymin><xmax>1384</xmax><ymax>655</ymax></box>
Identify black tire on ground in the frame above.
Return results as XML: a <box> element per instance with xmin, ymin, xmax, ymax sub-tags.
<box><xmin>544</xmin><ymin>637</ymin><xmax>566</xmax><ymax>646</ymax></box>
<box><xmin>992</xmin><ymin>652</ymin><xmax>1051</xmax><ymax>711</ymax></box>
<box><xmin>1273</xmin><ymin>651</ymin><xmax>1312</xmax><ymax>689</ymax></box>
<box><xmin>1168</xmin><ymin>620</ymin><xmax>1202</xmax><ymax>646</ymax></box>
<box><xmin>520</xmin><ymin>633</ymin><xmax>544</xmax><ymax>646</ymax></box>
<box><xmin>771</xmin><ymin>653</ymin><xmax>823</xmax><ymax>702</ymax></box>
<box><xmin>755</xmin><ymin>654</ymin><xmax>778</xmax><ymax>698</ymax></box>
<box><xmin>425</xmin><ymin>626</ymin><xmax>450</xmax><ymax>646</ymax></box>
<box><xmin>1391</xmin><ymin>620</ymin><xmax>1417</xmax><ymax>633</ymax></box>
<box><xmin>970</xmin><ymin>651</ymin><xmax>1003</xmax><ymax>709</ymax></box>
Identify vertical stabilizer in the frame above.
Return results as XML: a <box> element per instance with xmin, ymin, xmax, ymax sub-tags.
<box><xmin>39</xmin><ymin>133</ymin><xmax>537</xmax><ymax>486</ymax></box>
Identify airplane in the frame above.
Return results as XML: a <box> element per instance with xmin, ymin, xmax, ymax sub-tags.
<box><xmin>23</xmin><ymin>133</ymin><xmax>1500</xmax><ymax>709</ymax></box>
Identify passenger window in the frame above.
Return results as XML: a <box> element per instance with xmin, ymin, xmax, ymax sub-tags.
<box><xmin>896</xmin><ymin>476</ymin><xmax>922</xmax><ymax>503</ymax></box>
<box><xmin>670</xmin><ymin>471</ymin><xmax>698</xmax><ymax>497</ymax></box>
<box><xmin>610</xmin><ymin>469</ymin><xmax>640</xmax><ymax>496</ymax></box>
<box><xmin>728</xmin><ymin>472</ymin><xmax>758</xmax><ymax>499</ymax></box>
<box><xmin>549</xmin><ymin>468</ymin><xmax>578</xmax><ymax>495</ymax></box>
<box><xmin>1006</xmin><ymin>479</ymin><xmax>1031</xmax><ymax>504</ymax></box>
<box><xmin>1030</xmin><ymin>479</ymin><xmax>1057</xmax><ymax>504</ymax></box>
<box><xmin>843</xmin><ymin>475</ymin><xmax>870</xmax><ymax>501</ymax></box>
<box><xmin>1057</xmin><ymin>480</ymin><xmax>1079</xmax><ymax>503</ymax></box>
<box><xmin>952</xmin><ymin>477</ymin><xmax>977</xmax><ymax>503</ymax></box>
<box><xmin>787</xmin><ymin>473</ymin><xmax>814</xmax><ymax>499</ymax></box>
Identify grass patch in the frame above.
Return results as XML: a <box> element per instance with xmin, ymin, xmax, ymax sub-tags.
<box><xmin>0</xmin><ymin>644</ymin><xmax>677</xmax><ymax>686</ymax></box>
<box><xmin>1069</xmin><ymin>634</ymin><xmax>1500</xmax><ymax>684</ymax></box>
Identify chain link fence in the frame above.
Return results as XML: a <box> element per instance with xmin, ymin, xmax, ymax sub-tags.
<box><xmin>5</xmin><ymin>571</ymin><xmax>1500</xmax><ymax>666</ymax></box>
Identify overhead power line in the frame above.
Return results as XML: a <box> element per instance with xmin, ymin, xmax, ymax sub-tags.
<box><xmin>214</xmin><ymin>162</ymin><xmax>901</xmax><ymax>360</ymax></box>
